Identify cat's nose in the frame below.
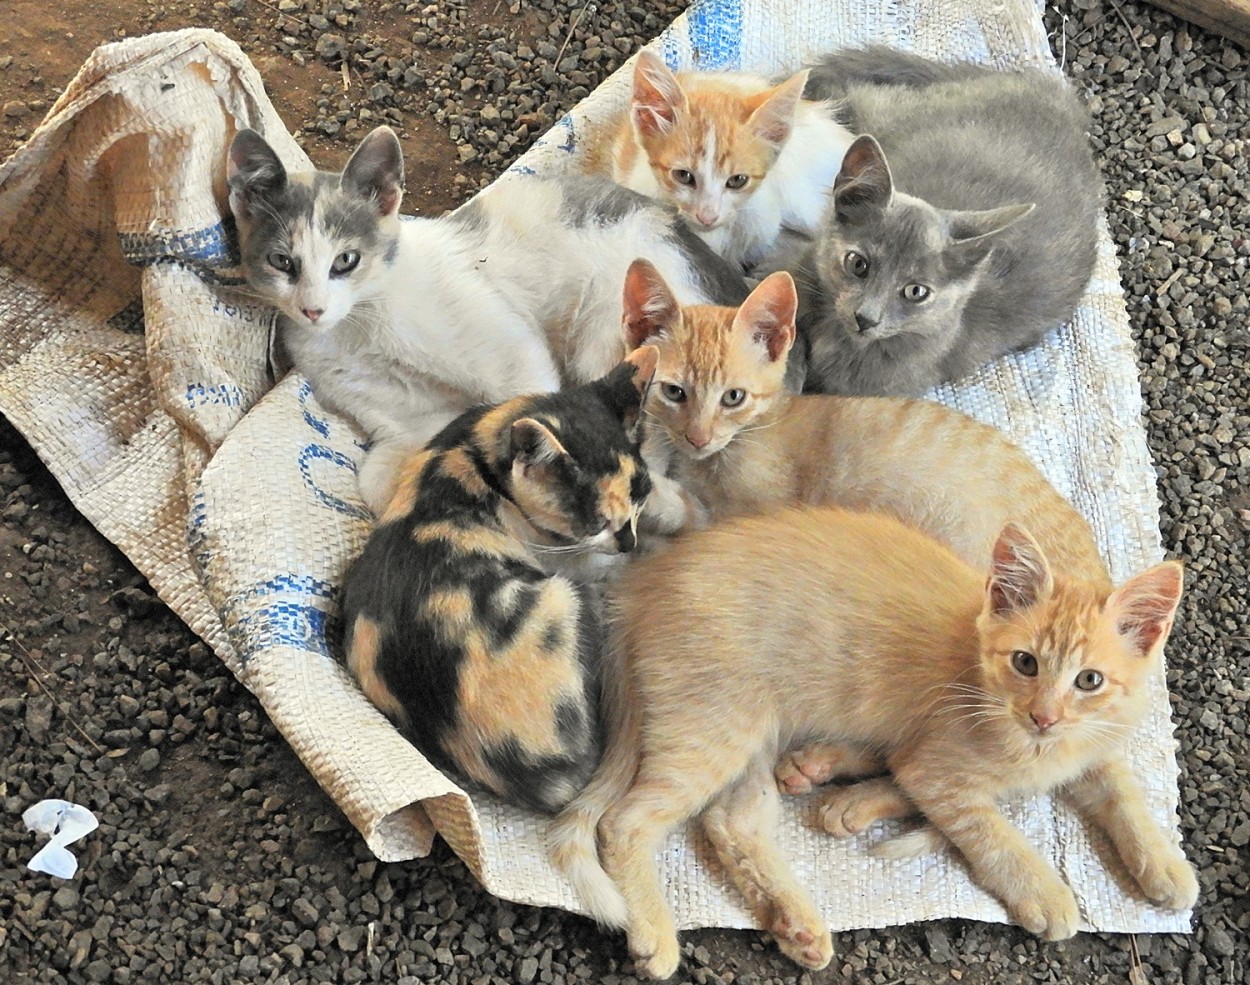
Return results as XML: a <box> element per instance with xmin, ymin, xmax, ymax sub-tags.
<box><xmin>1030</xmin><ymin>711</ymin><xmax>1059</xmax><ymax>733</ymax></box>
<box><xmin>614</xmin><ymin>525</ymin><xmax>636</xmax><ymax>553</ymax></box>
<box><xmin>302</xmin><ymin>307</ymin><xmax>325</xmax><ymax>323</ymax></box>
<box><xmin>854</xmin><ymin>310</ymin><xmax>879</xmax><ymax>333</ymax></box>
<box><xmin>694</xmin><ymin>208</ymin><xmax>719</xmax><ymax>228</ymax></box>
<box><xmin>686</xmin><ymin>431</ymin><xmax>711</xmax><ymax>449</ymax></box>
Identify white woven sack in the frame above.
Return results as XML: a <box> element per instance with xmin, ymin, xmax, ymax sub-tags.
<box><xmin>0</xmin><ymin>0</ymin><xmax>1190</xmax><ymax>935</ymax></box>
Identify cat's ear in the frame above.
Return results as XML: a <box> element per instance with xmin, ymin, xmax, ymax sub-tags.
<box><xmin>227</xmin><ymin>129</ymin><xmax>288</xmax><ymax>206</ymax></box>
<box><xmin>631</xmin><ymin>50</ymin><xmax>686</xmax><ymax>137</ymax></box>
<box><xmin>510</xmin><ymin>418</ymin><xmax>567</xmax><ymax>470</ymax></box>
<box><xmin>833</xmin><ymin>135</ymin><xmax>893</xmax><ymax>213</ymax></box>
<box><xmin>986</xmin><ymin>523</ymin><xmax>1054</xmax><ymax>615</ymax></box>
<box><xmin>617</xmin><ymin>345</ymin><xmax>660</xmax><ymax>433</ymax></box>
<box><xmin>946</xmin><ymin>203</ymin><xmax>1035</xmax><ymax>246</ymax></box>
<box><xmin>1106</xmin><ymin>561</ymin><xmax>1184</xmax><ymax>659</ymax></box>
<box><xmin>733</xmin><ymin>271</ymin><xmax>797</xmax><ymax>364</ymax></box>
<box><xmin>623</xmin><ymin>344</ymin><xmax>660</xmax><ymax>395</ymax></box>
<box><xmin>745</xmin><ymin>69</ymin><xmax>808</xmax><ymax>146</ymax></box>
<box><xmin>341</xmin><ymin>126</ymin><xmax>405</xmax><ymax>218</ymax></box>
<box><xmin>622</xmin><ymin>258</ymin><xmax>681</xmax><ymax>348</ymax></box>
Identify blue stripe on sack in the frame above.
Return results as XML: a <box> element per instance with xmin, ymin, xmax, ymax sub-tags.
<box><xmin>298</xmin><ymin>443</ymin><xmax>372</xmax><ymax>521</ymax></box>
<box><xmin>185</xmin><ymin>382</ymin><xmax>245</xmax><ymax>409</ymax></box>
<box><xmin>686</xmin><ymin>0</ymin><xmax>743</xmax><ymax>70</ymax></box>
<box><xmin>221</xmin><ymin>573</ymin><xmax>341</xmax><ymax>666</ymax></box>
<box><xmin>117</xmin><ymin>222</ymin><xmax>247</xmax><ymax>285</ymax></box>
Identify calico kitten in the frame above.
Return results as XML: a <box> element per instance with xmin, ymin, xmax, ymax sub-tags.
<box><xmin>227</xmin><ymin>126</ymin><xmax>745</xmax><ymax>514</ymax></box>
<box><xmin>552</xmin><ymin>509</ymin><xmax>1195</xmax><ymax>977</ymax></box>
<box><xmin>787</xmin><ymin>46</ymin><xmax>1102</xmax><ymax>395</ymax></box>
<box><xmin>609</xmin><ymin>50</ymin><xmax>855</xmax><ymax>271</ymax></box>
<box><xmin>340</xmin><ymin>349</ymin><xmax>660</xmax><ymax>814</ymax></box>
<box><xmin>622</xmin><ymin>259</ymin><xmax>1110</xmax><ymax>587</ymax></box>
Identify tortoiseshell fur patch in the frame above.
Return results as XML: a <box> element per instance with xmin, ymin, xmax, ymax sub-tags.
<box><xmin>341</xmin><ymin>356</ymin><xmax>655</xmax><ymax>812</ymax></box>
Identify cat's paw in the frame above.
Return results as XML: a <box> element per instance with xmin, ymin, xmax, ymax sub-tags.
<box><xmin>628</xmin><ymin>927</ymin><xmax>681</xmax><ymax>981</ymax></box>
<box><xmin>770</xmin><ymin>910</ymin><xmax>833</xmax><ymax>970</ymax></box>
<box><xmin>1134</xmin><ymin>847</ymin><xmax>1199</xmax><ymax>911</ymax></box>
<box><xmin>631</xmin><ymin>939</ymin><xmax>681</xmax><ymax>980</ymax></box>
<box><xmin>775</xmin><ymin>746</ymin><xmax>837</xmax><ymax>795</ymax></box>
<box><xmin>1008</xmin><ymin>874</ymin><xmax>1080</xmax><ymax>941</ymax></box>
<box><xmin>776</xmin><ymin>743</ymin><xmax>863</xmax><ymax>795</ymax></box>
<box><xmin>817</xmin><ymin>786</ymin><xmax>880</xmax><ymax>838</ymax></box>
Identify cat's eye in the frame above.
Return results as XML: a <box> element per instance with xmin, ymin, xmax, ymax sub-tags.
<box><xmin>1010</xmin><ymin>650</ymin><xmax>1038</xmax><ymax>677</ymax></box>
<box><xmin>844</xmin><ymin>251</ymin><xmax>870</xmax><ymax>278</ymax></box>
<box><xmin>902</xmin><ymin>283</ymin><xmax>931</xmax><ymax>303</ymax></box>
<box><xmin>659</xmin><ymin>382</ymin><xmax>687</xmax><ymax>403</ymax></box>
<box><xmin>725</xmin><ymin>174</ymin><xmax>749</xmax><ymax>190</ymax></box>
<box><xmin>267</xmin><ymin>251</ymin><xmax>294</xmax><ymax>273</ymax></box>
<box><xmin>721</xmin><ymin>388</ymin><xmax>746</xmax><ymax>408</ymax></box>
<box><xmin>1075</xmin><ymin>669</ymin><xmax>1104</xmax><ymax>692</ymax></box>
<box><xmin>331</xmin><ymin>250</ymin><xmax>361</xmax><ymax>275</ymax></box>
<box><xmin>671</xmin><ymin>169</ymin><xmax>696</xmax><ymax>187</ymax></box>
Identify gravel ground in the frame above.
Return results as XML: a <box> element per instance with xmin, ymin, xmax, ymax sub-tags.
<box><xmin>1</xmin><ymin>1</ymin><xmax>1247</xmax><ymax>983</ymax></box>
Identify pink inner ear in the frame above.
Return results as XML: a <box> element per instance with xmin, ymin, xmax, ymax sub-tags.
<box><xmin>622</xmin><ymin>262</ymin><xmax>679</xmax><ymax>348</ymax></box>
<box><xmin>1122</xmin><ymin>614</ymin><xmax>1171</xmax><ymax>657</ymax></box>
<box><xmin>739</xmin><ymin>273</ymin><xmax>797</xmax><ymax>362</ymax></box>
<box><xmin>377</xmin><ymin>184</ymin><xmax>401</xmax><ymax>217</ymax></box>
<box><xmin>632</xmin><ymin>54</ymin><xmax>683</xmax><ymax>136</ymax></box>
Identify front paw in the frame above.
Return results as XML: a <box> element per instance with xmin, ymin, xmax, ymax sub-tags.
<box><xmin>629</xmin><ymin>930</ymin><xmax>681</xmax><ymax>981</ymax></box>
<box><xmin>817</xmin><ymin>786</ymin><xmax>878</xmax><ymax>838</ymax></box>
<box><xmin>1007</xmin><ymin>872</ymin><xmax>1080</xmax><ymax>940</ymax></box>
<box><xmin>1134</xmin><ymin>847</ymin><xmax>1199</xmax><ymax>911</ymax></box>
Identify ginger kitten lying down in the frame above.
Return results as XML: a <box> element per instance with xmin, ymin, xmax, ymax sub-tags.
<box><xmin>552</xmin><ymin>509</ymin><xmax>1195</xmax><ymax>978</ymax></box>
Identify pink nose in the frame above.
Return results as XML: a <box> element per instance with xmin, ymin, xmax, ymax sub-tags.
<box><xmin>686</xmin><ymin>432</ymin><xmax>710</xmax><ymax>449</ymax></box>
<box><xmin>302</xmin><ymin>307</ymin><xmax>324</xmax><ymax>323</ymax></box>
<box><xmin>695</xmin><ymin>209</ymin><xmax>718</xmax><ymax>228</ymax></box>
<box><xmin>1030</xmin><ymin>711</ymin><xmax>1059</xmax><ymax>733</ymax></box>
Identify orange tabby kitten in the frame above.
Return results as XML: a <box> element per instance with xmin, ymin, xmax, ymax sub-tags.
<box><xmin>552</xmin><ymin>508</ymin><xmax>1195</xmax><ymax>978</ymax></box>
<box><xmin>623</xmin><ymin>257</ymin><xmax>1112</xmax><ymax>583</ymax></box>
<box><xmin>609</xmin><ymin>51</ymin><xmax>855</xmax><ymax>270</ymax></box>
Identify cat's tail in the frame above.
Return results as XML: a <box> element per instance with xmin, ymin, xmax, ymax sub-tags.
<box><xmin>869</xmin><ymin>823</ymin><xmax>947</xmax><ymax>860</ymax></box>
<box><xmin>804</xmin><ymin>44</ymin><xmax>991</xmax><ymax>100</ymax></box>
<box><xmin>548</xmin><ymin>633</ymin><xmax>640</xmax><ymax>928</ymax></box>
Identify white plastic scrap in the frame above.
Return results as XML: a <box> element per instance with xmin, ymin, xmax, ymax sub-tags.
<box><xmin>22</xmin><ymin>799</ymin><xmax>99</xmax><ymax>879</ymax></box>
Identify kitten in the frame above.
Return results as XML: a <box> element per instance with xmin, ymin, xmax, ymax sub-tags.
<box><xmin>340</xmin><ymin>349</ymin><xmax>660</xmax><ymax>814</ymax></box>
<box><xmin>609</xmin><ymin>50</ymin><xmax>855</xmax><ymax>271</ymax></box>
<box><xmin>552</xmin><ymin>509</ymin><xmax>1195</xmax><ymax>977</ymax></box>
<box><xmin>788</xmin><ymin>46</ymin><xmax>1102</xmax><ymax>395</ymax></box>
<box><xmin>622</xmin><ymin>258</ymin><xmax>1110</xmax><ymax>587</ymax></box>
<box><xmin>227</xmin><ymin>126</ymin><xmax>746</xmax><ymax>514</ymax></box>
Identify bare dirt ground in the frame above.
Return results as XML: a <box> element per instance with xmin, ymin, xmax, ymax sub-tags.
<box><xmin>2</xmin><ymin>2</ymin><xmax>1247</xmax><ymax>984</ymax></box>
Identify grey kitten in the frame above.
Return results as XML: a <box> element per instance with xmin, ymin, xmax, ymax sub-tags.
<box><xmin>792</xmin><ymin>46</ymin><xmax>1102</xmax><ymax>396</ymax></box>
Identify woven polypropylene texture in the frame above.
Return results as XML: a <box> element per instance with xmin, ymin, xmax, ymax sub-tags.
<box><xmin>0</xmin><ymin>1</ymin><xmax>1190</xmax><ymax>934</ymax></box>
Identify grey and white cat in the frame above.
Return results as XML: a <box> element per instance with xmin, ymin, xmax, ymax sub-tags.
<box><xmin>226</xmin><ymin>126</ymin><xmax>746</xmax><ymax>514</ymax></box>
<box><xmin>788</xmin><ymin>46</ymin><xmax>1102</xmax><ymax>396</ymax></box>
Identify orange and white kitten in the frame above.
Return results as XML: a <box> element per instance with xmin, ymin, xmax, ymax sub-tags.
<box><xmin>552</xmin><ymin>510</ymin><xmax>1195</xmax><ymax>978</ymax></box>
<box><xmin>610</xmin><ymin>51</ymin><xmax>855</xmax><ymax>270</ymax></box>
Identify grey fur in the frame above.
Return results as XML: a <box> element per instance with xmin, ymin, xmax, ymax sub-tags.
<box><xmin>667</xmin><ymin>219</ymin><xmax>753</xmax><ymax>308</ymax></box>
<box><xmin>557</xmin><ymin>175</ymin><xmax>654</xmax><ymax>227</ymax></box>
<box><xmin>558</xmin><ymin>175</ymin><xmax>750</xmax><ymax>307</ymax></box>
<box><xmin>794</xmin><ymin>47</ymin><xmax>1103</xmax><ymax>396</ymax></box>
